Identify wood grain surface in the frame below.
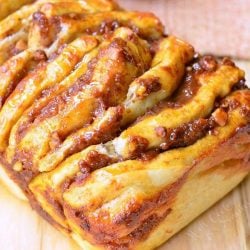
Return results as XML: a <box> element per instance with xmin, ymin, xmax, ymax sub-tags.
<box><xmin>0</xmin><ymin>1</ymin><xmax>250</xmax><ymax>249</ymax></box>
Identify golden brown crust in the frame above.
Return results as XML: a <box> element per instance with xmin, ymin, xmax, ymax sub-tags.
<box><xmin>61</xmin><ymin>90</ymin><xmax>250</xmax><ymax>249</ymax></box>
<box><xmin>0</xmin><ymin>1</ymin><xmax>249</xmax><ymax>250</ymax></box>
<box><xmin>0</xmin><ymin>0</ymin><xmax>34</xmax><ymax>21</ymax></box>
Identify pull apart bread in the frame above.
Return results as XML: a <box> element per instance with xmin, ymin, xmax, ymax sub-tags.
<box><xmin>0</xmin><ymin>0</ymin><xmax>249</xmax><ymax>249</ymax></box>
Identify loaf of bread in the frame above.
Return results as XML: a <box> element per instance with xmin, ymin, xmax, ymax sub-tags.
<box><xmin>0</xmin><ymin>1</ymin><xmax>249</xmax><ymax>249</ymax></box>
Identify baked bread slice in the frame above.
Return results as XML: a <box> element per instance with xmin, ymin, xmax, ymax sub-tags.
<box><xmin>0</xmin><ymin>1</ymin><xmax>249</xmax><ymax>249</ymax></box>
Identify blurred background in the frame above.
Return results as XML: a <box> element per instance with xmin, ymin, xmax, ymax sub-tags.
<box><xmin>118</xmin><ymin>0</ymin><xmax>250</xmax><ymax>81</ymax></box>
<box><xmin>118</xmin><ymin>0</ymin><xmax>250</xmax><ymax>59</ymax></box>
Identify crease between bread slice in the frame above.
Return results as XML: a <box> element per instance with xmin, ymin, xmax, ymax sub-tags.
<box><xmin>29</xmin><ymin>63</ymin><xmax>246</xmax><ymax>230</ymax></box>
<box><xmin>10</xmin><ymin>27</ymin><xmax>152</xmax><ymax>181</ymax></box>
<box><xmin>0</xmin><ymin>0</ymin><xmax>34</xmax><ymax>21</ymax></box>
<box><xmin>38</xmin><ymin>36</ymin><xmax>194</xmax><ymax>173</ymax></box>
<box><xmin>0</xmin><ymin>0</ymin><xmax>118</xmax><ymax>64</ymax></box>
<box><xmin>32</xmin><ymin>56</ymin><xmax>243</xmax><ymax>189</ymax></box>
<box><xmin>0</xmin><ymin>35</ymin><xmax>98</xmax><ymax>151</ymax></box>
<box><xmin>62</xmin><ymin>90</ymin><xmax>250</xmax><ymax>249</ymax></box>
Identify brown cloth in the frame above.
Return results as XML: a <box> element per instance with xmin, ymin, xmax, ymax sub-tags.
<box><xmin>119</xmin><ymin>0</ymin><xmax>250</xmax><ymax>60</ymax></box>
